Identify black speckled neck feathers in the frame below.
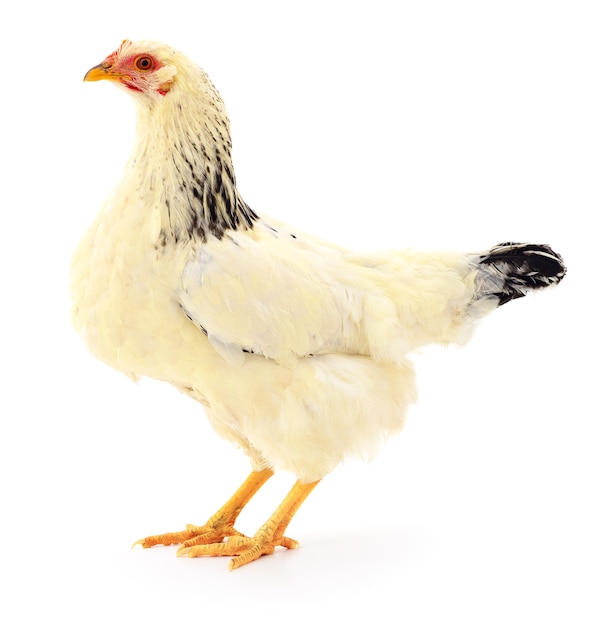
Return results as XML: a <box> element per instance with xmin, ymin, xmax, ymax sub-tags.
<box><xmin>161</xmin><ymin>126</ymin><xmax>258</xmax><ymax>244</ymax></box>
<box><xmin>132</xmin><ymin>63</ymin><xmax>258</xmax><ymax>245</ymax></box>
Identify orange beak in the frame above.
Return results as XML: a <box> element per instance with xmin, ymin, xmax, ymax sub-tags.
<box><xmin>83</xmin><ymin>64</ymin><xmax>130</xmax><ymax>83</ymax></box>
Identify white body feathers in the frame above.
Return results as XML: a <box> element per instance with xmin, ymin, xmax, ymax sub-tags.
<box><xmin>71</xmin><ymin>188</ymin><xmax>488</xmax><ymax>482</ymax></box>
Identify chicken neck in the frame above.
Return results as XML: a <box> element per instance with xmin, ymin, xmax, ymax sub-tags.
<box><xmin>131</xmin><ymin>80</ymin><xmax>258</xmax><ymax>246</ymax></box>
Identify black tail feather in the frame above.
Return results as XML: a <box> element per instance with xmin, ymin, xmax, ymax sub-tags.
<box><xmin>477</xmin><ymin>242</ymin><xmax>566</xmax><ymax>306</ymax></box>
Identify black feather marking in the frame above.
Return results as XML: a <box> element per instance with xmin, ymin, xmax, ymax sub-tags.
<box><xmin>207</xmin><ymin>190</ymin><xmax>218</xmax><ymax>224</ymax></box>
<box><xmin>478</xmin><ymin>242</ymin><xmax>566</xmax><ymax>306</ymax></box>
<box><xmin>223</xmin><ymin>162</ymin><xmax>236</xmax><ymax>185</ymax></box>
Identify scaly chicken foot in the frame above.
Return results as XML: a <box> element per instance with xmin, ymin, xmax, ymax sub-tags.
<box><xmin>178</xmin><ymin>478</ymin><xmax>320</xmax><ymax>570</ymax></box>
<box><xmin>133</xmin><ymin>521</ymin><xmax>247</xmax><ymax>549</ymax></box>
<box><xmin>133</xmin><ymin>469</ymin><xmax>274</xmax><ymax>550</ymax></box>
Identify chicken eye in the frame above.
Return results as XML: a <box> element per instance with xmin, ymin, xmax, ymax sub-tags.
<box><xmin>135</xmin><ymin>55</ymin><xmax>154</xmax><ymax>72</ymax></box>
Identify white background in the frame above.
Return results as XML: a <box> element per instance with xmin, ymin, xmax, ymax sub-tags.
<box><xmin>1</xmin><ymin>1</ymin><xmax>593</xmax><ymax>624</ymax></box>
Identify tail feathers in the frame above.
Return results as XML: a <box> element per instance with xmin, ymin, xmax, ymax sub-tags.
<box><xmin>475</xmin><ymin>242</ymin><xmax>566</xmax><ymax>306</ymax></box>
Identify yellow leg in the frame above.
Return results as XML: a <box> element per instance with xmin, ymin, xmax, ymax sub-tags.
<box><xmin>133</xmin><ymin>469</ymin><xmax>273</xmax><ymax>549</ymax></box>
<box><xmin>178</xmin><ymin>478</ymin><xmax>320</xmax><ymax>570</ymax></box>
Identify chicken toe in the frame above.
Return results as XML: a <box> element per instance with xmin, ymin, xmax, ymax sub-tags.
<box><xmin>132</xmin><ymin>469</ymin><xmax>273</xmax><ymax>550</ymax></box>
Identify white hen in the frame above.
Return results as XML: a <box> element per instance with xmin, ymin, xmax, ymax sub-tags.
<box><xmin>72</xmin><ymin>40</ymin><xmax>566</xmax><ymax>569</ymax></box>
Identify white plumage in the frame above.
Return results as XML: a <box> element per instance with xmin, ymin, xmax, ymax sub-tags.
<box><xmin>72</xmin><ymin>40</ymin><xmax>566</xmax><ymax>568</ymax></box>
